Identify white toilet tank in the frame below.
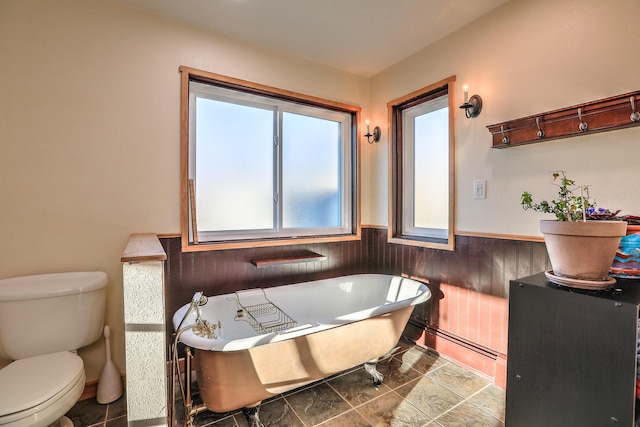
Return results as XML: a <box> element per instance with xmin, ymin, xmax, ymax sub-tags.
<box><xmin>0</xmin><ymin>272</ymin><xmax>107</xmax><ymax>361</ymax></box>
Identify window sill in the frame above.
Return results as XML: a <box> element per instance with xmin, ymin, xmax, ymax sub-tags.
<box><xmin>181</xmin><ymin>232</ymin><xmax>361</xmax><ymax>252</ymax></box>
<box><xmin>388</xmin><ymin>235</ymin><xmax>455</xmax><ymax>251</ymax></box>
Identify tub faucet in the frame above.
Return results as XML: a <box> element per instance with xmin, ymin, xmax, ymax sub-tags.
<box><xmin>188</xmin><ymin>291</ymin><xmax>222</xmax><ymax>339</ymax></box>
<box><xmin>175</xmin><ymin>291</ymin><xmax>215</xmax><ymax>335</ymax></box>
<box><xmin>192</xmin><ymin>291</ymin><xmax>208</xmax><ymax>307</ymax></box>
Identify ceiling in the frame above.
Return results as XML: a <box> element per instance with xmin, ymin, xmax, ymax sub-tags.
<box><xmin>111</xmin><ymin>0</ymin><xmax>510</xmax><ymax>77</ymax></box>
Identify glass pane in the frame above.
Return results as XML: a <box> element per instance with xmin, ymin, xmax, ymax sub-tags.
<box><xmin>282</xmin><ymin>112</ymin><xmax>341</xmax><ymax>228</ymax></box>
<box><xmin>194</xmin><ymin>97</ymin><xmax>274</xmax><ymax>231</ymax></box>
<box><xmin>414</xmin><ymin>106</ymin><xmax>448</xmax><ymax>230</ymax></box>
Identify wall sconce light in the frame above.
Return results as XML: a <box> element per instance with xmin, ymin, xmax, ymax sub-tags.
<box><xmin>364</xmin><ymin>120</ymin><xmax>381</xmax><ymax>144</ymax></box>
<box><xmin>459</xmin><ymin>85</ymin><xmax>483</xmax><ymax>118</ymax></box>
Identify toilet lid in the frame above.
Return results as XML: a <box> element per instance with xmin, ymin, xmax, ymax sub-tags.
<box><xmin>0</xmin><ymin>351</ymin><xmax>84</xmax><ymax>416</ymax></box>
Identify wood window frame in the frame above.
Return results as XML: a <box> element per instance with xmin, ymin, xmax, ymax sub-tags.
<box><xmin>179</xmin><ymin>66</ymin><xmax>362</xmax><ymax>252</ymax></box>
<box><xmin>387</xmin><ymin>76</ymin><xmax>456</xmax><ymax>251</ymax></box>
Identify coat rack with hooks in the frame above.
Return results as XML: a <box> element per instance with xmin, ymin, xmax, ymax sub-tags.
<box><xmin>487</xmin><ymin>90</ymin><xmax>640</xmax><ymax>149</ymax></box>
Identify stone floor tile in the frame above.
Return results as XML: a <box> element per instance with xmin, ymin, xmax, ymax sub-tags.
<box><xmin>395</xmin><ymin>376</ymin><xmax>464</xmax><ymax>419</ymax></box>
<box><xmin>433</xmin><ymin>401</ymin><xmax>504</xmax><ymax>427</ymax></box>
<box><xmin>427</xmin><ymin>362</ymin><xmax>490</xmax><ymax>399</ymax></box>
<box><xmin>328</xmin><ymin>367</ymin><xmax>391</xmax><ymax>406</ymax></box>
<box><xmin>398</xmin><ymin>346</ymin><xmax>448</xmax><ymax>375</ymax></box>
<box><xmin>466</xmin><ymin>384</ymin><xmax>506</xmax><ymax>422</ymax></box>
<box><xmin>316</xmin><ymin>409</ymin><xmax>372</xmax><ymax>427</ymax></box>
<box><xmin>284</xmin><ymin>382</ymin><xmax>352</xmax><ymax>426</ymax></box>
<box><xmin>357</xmin><ymin>390</ymin><xmax>432</xmax><ymax>427</ymax></box>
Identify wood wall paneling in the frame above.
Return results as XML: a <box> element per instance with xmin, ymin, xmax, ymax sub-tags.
<box><xmin>161</xmin><ymin>228</ymin><xmax>549</xmax><ymax>383</ymax></box>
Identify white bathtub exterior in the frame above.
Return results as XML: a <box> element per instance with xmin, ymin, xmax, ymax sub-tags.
<box><xmin>172</xmin><ymin>274</ymin><xmax>431</xmax><ymax>413</ymax></box>
<box><xmin>173</xmin><ymin>274</ymin><xmax>430</xmax><ymax>351</ymax></box>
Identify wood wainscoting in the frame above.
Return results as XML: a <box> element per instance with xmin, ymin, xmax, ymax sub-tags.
<box><xmin>161</xmin><ymin>227</ymin><xmax>549</xmax><ymax>388</ymax></box>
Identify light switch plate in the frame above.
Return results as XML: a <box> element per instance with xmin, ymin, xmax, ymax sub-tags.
<box><xmin>473</xmin><ymin>179</ymin><xmax>486</xmax><ymax>199</ymax></box>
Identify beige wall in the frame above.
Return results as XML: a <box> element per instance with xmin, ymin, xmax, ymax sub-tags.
<box><xmin>368</xmin><ymin>0</ymin><xmax>640</xmax><ymax>235</ymax></box>
<box><xmin>0</xmin><ymin>0</ymin><xmax>369</xmax><ymax>380</ymax></box>
<box><xmin>2</xmin><ymin>0</ymin><xmax>639</xmax><ymax>383</ymax></box>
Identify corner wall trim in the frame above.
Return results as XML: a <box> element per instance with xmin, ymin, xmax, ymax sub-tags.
<box><xmin>122</xmin><ymin>233</ymin><xmax>168</xmax><ymax>426</ymax></box>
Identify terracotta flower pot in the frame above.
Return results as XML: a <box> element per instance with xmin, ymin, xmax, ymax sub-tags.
<box><xmin>540</xmin><ymin>219</ymin><xmax>627</xmax><ymax>281</ymax></box>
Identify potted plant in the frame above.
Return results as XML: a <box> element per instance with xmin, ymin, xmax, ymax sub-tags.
<box><xmin>521</xmin><ymin>171</ymin><xmax>627</xmax><ymax>289</ymax></box>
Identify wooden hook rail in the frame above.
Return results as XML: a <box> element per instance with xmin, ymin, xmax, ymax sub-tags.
<box><xmin>487</xmin><ymin>90</ymin><xmax>640</xmax><ymax>148</ymax></box>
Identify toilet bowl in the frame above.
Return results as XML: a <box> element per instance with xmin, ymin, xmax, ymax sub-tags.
<box><xmin>0</xmin><ymin>352</ymin><xmax>85</xmax><ymax>426</ymax></box>
<box><xmin>0</xmin><ymin>272</ymin><xmax>107</xmax><ymax>427</ymax></box>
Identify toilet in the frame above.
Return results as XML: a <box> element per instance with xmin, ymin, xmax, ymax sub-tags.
<box><xmin>0</xmin><ymin>272</ymin><xmax>107</xmax><ymax>427</ymax></box>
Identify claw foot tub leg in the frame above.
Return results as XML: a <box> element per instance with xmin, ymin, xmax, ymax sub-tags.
<box><xmin>364</xmin><ymin>360</ymin><xmax>384</xmax><ymax>386</ymax></box>
<box><xmin>242</xmin><ymin>403</ymin><xmax>264</xmax><ymax>427</ymax></box>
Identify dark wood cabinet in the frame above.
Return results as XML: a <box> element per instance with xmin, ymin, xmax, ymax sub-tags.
<box><xmin>506</xmin><ymin>273</ymin><xmax>640</xmax><ymax>426</ymax></box>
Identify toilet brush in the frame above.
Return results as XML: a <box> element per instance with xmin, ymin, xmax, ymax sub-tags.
<box><xmin>96</xmin><ymin>325</ymin><xmax>123</xmax><ymax>404</ymax></box>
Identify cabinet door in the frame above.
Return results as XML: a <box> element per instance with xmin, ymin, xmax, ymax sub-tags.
<box><xmin>506</xmin><ymin>282</ymin><xmax>637</xmax><ymax>427</ymax></box>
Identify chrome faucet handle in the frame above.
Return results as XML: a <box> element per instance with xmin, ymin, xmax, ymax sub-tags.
<box><xmin>192</xmin><ymin>291</ymin><xmax>208</xmax><ymax>306</ymax></box>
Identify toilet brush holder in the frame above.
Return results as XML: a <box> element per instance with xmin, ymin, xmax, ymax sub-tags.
<box><xmin>97</xmin><ymin>325</ymin><xmax>123</xmax><ymax>404</ymax></box>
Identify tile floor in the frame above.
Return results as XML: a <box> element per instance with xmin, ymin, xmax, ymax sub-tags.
<box><xmin>65</xmin><ymin>390</ymin><xmax>127</xmax><ymax>426</ymax></box>
<box><xmin>67</xmin><ymin>340</ymin><xmax>505</xmax><ymax>426</ymax></box>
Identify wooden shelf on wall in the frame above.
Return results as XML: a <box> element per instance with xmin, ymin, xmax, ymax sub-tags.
<box><xmin>251</xmin><ymin>250</ymin><xmax>327</xmax><ymax>268</ymax></box>
<box><xmin>487</xmin><ymin>90</ymin><xmax>640</xmax><ymax>148</ymax></box>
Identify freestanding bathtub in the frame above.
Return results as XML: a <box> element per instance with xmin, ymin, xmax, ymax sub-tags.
<box><xmin>172</xmin><ymin>273</ymin><xmax>430</xmax><ymax>421</ymax></box>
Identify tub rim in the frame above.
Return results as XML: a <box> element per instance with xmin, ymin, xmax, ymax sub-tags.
<box><xmin>172</xmin><ymin>273</ymin><xmax>430</xmax><ymax>352</ymax></box>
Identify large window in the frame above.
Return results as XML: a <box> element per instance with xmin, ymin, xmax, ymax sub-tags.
<box><xmin>388</xmin><ymin>76</ymin><xmax>456</xmax><ymax>250</ymax></box>
<box><xmin>180</xmin><ymin>67</ymin><xmax>360</xmax><ymax>250</ymax></box>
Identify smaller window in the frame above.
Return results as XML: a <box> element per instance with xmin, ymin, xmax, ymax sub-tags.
<box><xmin>388</xmin><ymin>76</ymin><xmax>456</xmax><ymax>251</ymax></box>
